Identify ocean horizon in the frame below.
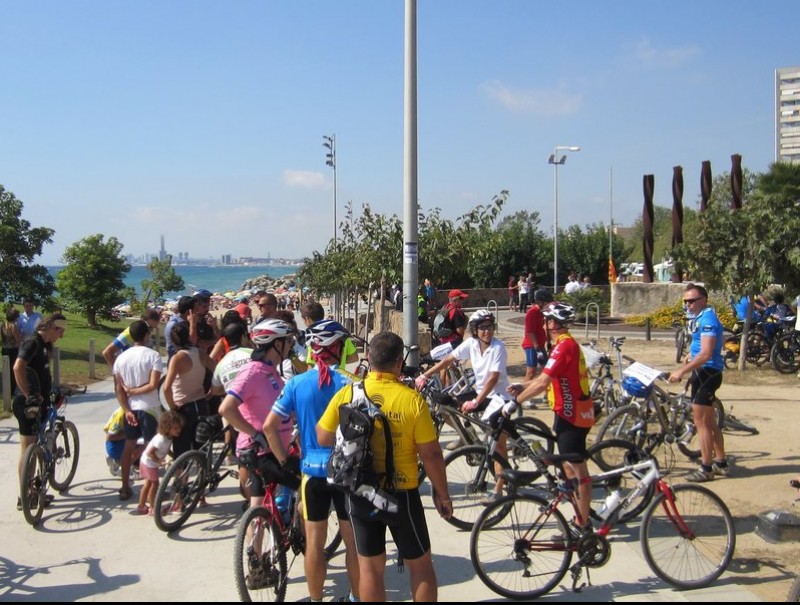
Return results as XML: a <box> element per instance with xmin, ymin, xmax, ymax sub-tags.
<box><xmin>46</xmin><ymin>264</ymin><xmax>301</xmax><ymax>299</ymax></box>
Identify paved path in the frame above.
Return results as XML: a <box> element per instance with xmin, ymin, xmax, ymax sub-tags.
<box><xmin>0</xmin><ymin>352</ymin><xmax>761</xmax><ymax>601</ymax></box>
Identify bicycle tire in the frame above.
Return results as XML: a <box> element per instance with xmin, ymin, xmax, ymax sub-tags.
<box><xmin>49</xmin><ymin>420</ymin><xmax>80</xmax><ymax>492</ymax></box>
<box><xmin>20</xmin><ymin>444</ymin><xmax>46</xmax><ymax>527</ymax></box>
<box><xmin>595</xmin><ymin>403</ymin><xmax>648</xmax><ymax>447</ymax></box>
<box><xmin>585</xmin><ymin>439</ymin><xmax>655</xmax><ymax>524</ymax></box>
<box><xmin>675</xmin><ymin>329</ymin><xmax>688</xmax><ymax>363</ymax></box>
<box><xmin>153</xmin><ymin>450</ymin><xmax>207</xmax><ymax>533</ymax></box>
<box><xmin>770</xmin><ymin>334</ymin><xmax>800</xmax><ymax>374</ymax></box>
<box><xmin>441</xmin><ymin>444</ymin><xmax>512</xmax><ymax>531</ymax></box>
<box><xmin>722</xmin><ymin>411</ymin><xmax>759</xmax><ymax>435</ymax></box>
<box><xmin>470</xmin><ymin>492</ymin><xmax>571</xmax><ymax>599</ymax></box>
<box><xmin>787</xmin><ymin>574</ymin><xmax>800</xmax><ymax>602</ymax></box>
<box><xmin>234</xmin><ymin>506</ymin><xmax>287</xmax><ymax>602</ymax></box>
<box><xmin>512</xmin><ymin>416</ymin><xmax>556</xmax><ymax>456</ymax></box>
<box><xmin>746</xmin><ymin>332</ymin><xmax>769</xmax><ymax>365</ymax></box>
<box><xmin>640</xmin><ymin>483</ymin><xmax>735</xmax><ymax>589</ymax></box>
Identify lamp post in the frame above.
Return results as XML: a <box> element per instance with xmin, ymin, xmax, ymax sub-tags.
<box><xmin>322</xmin><ymin>134</ymin><xmax>337</xmax><ymax>246</ymax></box>
<box><xmin>547</xmin><ymin>145</ymin><xmax>580</xmax><ymax>293</ymax></box>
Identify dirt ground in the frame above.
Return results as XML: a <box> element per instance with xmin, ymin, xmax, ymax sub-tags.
<box><xmin>496</xmin><ymin>329</ymin><xmax>800</xmax><ymax>601</ymax></box>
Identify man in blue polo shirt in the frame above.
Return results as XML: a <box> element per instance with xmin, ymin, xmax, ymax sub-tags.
<box><xmin>263</xmin><ymin>320</ymin><xmax>359</xmax><ymax>603</ymax></box>
<box><xmin>668</xmin><ymin>283</ymin><xmax>727</xmax><ymax>482</ymax></box>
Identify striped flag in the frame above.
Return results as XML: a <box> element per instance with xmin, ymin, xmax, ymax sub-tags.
<box><xmin>608</xmin><ymin>255</ymin><xmax>617</xmax><ymax>283</ymax></box>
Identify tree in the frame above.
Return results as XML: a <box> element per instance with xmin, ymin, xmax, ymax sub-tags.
<box><xmin>558</xmin><ymin>223</ymin><xmax>631</xmax><ymax>285</ymax></box>
<box><xmin>0</xmin><ymin>185</ymin><xmax>56</xmax><ymax>306</ymax></box>
<box><xmin>138</xmin><ymin>256</ymin><xmax>185</xmax><ymax>310</ymax></box>
<box><xmin>56</xmin><ymin>234</ymin><xmax>132</xmax><ymax>327</ymax></box>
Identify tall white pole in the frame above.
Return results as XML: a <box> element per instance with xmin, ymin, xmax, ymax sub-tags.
<box><xmin>402</xmin><ymin>0</ymin><xmax>419</xmax><ymax>364</ymax></box>
<box><xmin>553</xmin><ymin>158</ymin><xmax>559</xmax><ymax>293</ymax></box>
<box><xmin>609</xmin><ymin>165</ymin><xmax>613</xmax><ymax>255</ymax></box>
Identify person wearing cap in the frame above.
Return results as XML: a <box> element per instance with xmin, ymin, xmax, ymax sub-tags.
<box><xmin>12</xmin><ymin>313</ymin><xmax>67</xmax><ymax>510</ymax></box>
<box><xmin>439</xmin><ymin>289</ymin><xmax>469</xmax><ymax>349</ymax></box>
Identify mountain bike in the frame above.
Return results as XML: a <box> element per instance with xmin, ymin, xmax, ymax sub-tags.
<box><xmin>770</xmin><ymin>327</ymin><xmax>800</xmax><ymax>374</ymax></box>
<box><xmin>232</xmin><ymin>446</ymin><xmax>340</xmax><ymax>602</ymax></box>
<box><xmin>19</xmin><ymin>387</ymin><xmax>81</xmax><ymax>527</ymax></box>
<box><xmin>673</xmin><ymin>320</ymin><xmax>691</xmax><ymax>363</ymax></box>
<box><xmin>153</xmin><ymin>414</ymin><xmax>238</xmax><ymax>532</ymax></box>
<box><xmin>469</xmin><ymin>448</ymin><xmax>736</xmax><ymax>599</ymax></box>
<box><xmin>584</xmin><ymin>336</ymin><xmax>626</xmax><ymax>418</ymax></box>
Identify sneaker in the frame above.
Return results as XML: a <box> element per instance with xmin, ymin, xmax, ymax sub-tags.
<box><xmin>712</xmin><ymin>461</ymin><xmax>729</xmax><ymax>477</ymax></box>
<box><xmin>481</xmin><ymin>491</ymin><xmax>502</xmax><ymax>506</ymax></box>
<box><xmin>685</xmin><ymin>468</ymin><xmax>714</xmax><ymax>483</ymax></box>
<box><xmin>445</xmin><ymin>438</ymin><xmax>464</xmax><ymax>451</ymax></box>
<box><xmin>245</xmin><ymin>565</ymin><xmax>277</xmax><ymax>590</ymax></box>
<box><xmin>106</xmin><ymin>456</ymin><xmax>121</xmax><ymax>477</ymax></box>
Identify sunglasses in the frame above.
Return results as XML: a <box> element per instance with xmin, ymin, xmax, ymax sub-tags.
<box><xmin>476</xmin><ymin>324</ymin><xmax>495</xmax><ymax>331</ymax></box>
<box><xmin>258</xmin><ymin>302</ymin><xmax>276</xmax><ymax>308</ymax></box>
<box><xmin>683</xmin><ymin>297</ymin><xmax>702</xmax><ymax>305</ymax></box>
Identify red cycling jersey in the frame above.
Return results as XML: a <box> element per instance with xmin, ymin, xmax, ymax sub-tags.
<box><xmin>543</xmin><ymin>332</ymin><xmax>591</xmax><ymax>426</ymax></box>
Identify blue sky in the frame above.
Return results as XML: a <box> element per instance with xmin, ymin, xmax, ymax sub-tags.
<box><xmin>1</xmin><ymin>1</ymin><xmax>793</xmax><ymax>266</ymax></box>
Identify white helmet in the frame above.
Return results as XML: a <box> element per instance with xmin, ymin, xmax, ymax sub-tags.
<box><xmin>468</xmin><ymin>309</ymin><xmax>495</xmax><ymax>334</ymax></box>
<box><xmin>306</xmin><ymin>320</ymin><xmax>349</xmax><ymax>349</ymax></box>
<box><xmin>542</xmin><ymin>302</ymin><xmax>577</xmax><ymax>325</ymax></box>
<box><xmin>249</xmin><ymin>319</ymin><xmax>295</xmax><ymax>348</ymax></box>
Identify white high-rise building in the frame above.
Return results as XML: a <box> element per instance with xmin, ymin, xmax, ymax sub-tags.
<box><xmin>776</xmin><ymin>66</ymin><xmax>800</xmax><ymax>163</ymax></box>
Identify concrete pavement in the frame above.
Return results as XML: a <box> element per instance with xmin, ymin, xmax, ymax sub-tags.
<box><xmin>0</xmin><ymin>357</ymin><xmax>761</xmax><ymax>601</ymax></box>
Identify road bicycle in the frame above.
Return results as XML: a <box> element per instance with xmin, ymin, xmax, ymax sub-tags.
<box><xmin>153</xmin><ymin>414</ymin><xmax>238</xmax><ymax>532</ymax></box>
<box><xmin>469</xmin><ymin>448</ymin><xmax>736</xmax><ymax>599</ymax></box>
<box><xmin>232</xmin><ymin>447</ymin><xmax>340</xmax><ymax>602</ymax></box>
<box><xmin>19</xmin><ymin>387</ymin><xmax>81</xmax><ymax>527</ymax></box>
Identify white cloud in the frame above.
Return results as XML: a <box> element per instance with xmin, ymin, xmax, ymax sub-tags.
<box><xmin>634</xmin><ymin>37</ymin><xmax>699</xmax><ymax>70</ymax></box>
<box><xmin>283</xmin><ymin>169</ymin><xmax>328</xmax><ymax>190</ymax></box>
<box><xmin>481</xmin><ymin>80</ymin><xmax>583</xmax><ymax>117</ymax></box>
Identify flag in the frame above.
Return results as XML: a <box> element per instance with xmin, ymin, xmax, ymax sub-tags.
<box><xmin>608</xmin><ymin>255</ymin><xmax>617</xmax><ymax>283</ymax></box>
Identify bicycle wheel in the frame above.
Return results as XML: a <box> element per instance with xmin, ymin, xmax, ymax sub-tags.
<box><xmin>470</xmin><ymin>493</ymin><xmax>571</xmax><ymax>600</ymax></box>
<box><xmin>675</xmin><ymin>330</ymin><xmax>688</xmax><ymax>363</ymax></box>
<box><xmin>770</xmin><ymin>334</ymin><xmax>800</xmax><ymax>374</ymax></box>
<box><xmin>746</xmin><ymin>332</ymin><xmax>769</xmax><ymax>365</ymax></box>
<box><xmin>442</xmin><ymin>445</ymin><xmax>512</xmax><ymax>531</ymax></box>
<box><xmin>324</xmin><ymin>513</ymin><xmax>342</xmax><ymax>561</ymax></box>
<box><xmin>49</xmin><ymin>420</ymin><xmax>80</xmax><ymax>492</ymax></box>
<box><xmin>511</xmin><ymin>416</ymin><xmax>556</xmax><ymax>457</ymax></box>
<box><xmin>788</xmin><ymin>574</ymin><xmax>800</xmax><ymax>602</ymax></box>
<box><xmin>675</xmin><ymin>398</ymin><xmax>723</xmax><ymax>460</ymax></box>
<box><xmin>585</xmin><ymin>440</ymin><xmax>654</xmax><ymax>524</ymax></box>
<box><xmin>234</xmin><ymin>506</ymin><xmax>287</xmax><ymax>602</ymax></box>
<box><xmin>640</xmin><ymin>483</ymin><xmax>735</xmax><ymax>589</ymax></box>
<box><xmin>20</xmin><ymin>444</ymin><xmax>47</xmax><ymax>527</ymax></box>
<box><xmin>153</xmin><ymin>451</ymin><xmax>207</xmax><ymax>533</ymax></box>
<box><xmin>722</xmin><ymin>410</ymin><xmax>759</xmax><ymax>435</ymax></box>
<box><xmin>595</xmin><ymin>403</ymin><xmax>648</xmax><ymax>447</ymax></box>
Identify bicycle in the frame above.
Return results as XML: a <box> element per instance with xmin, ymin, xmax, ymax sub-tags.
<box><xmin>153</xmin><ymin>414</ymin><xmax>238</xmax><ymax>532</ymax></box>
<box><xmin>770</xmin><ymin>325</ymin><xmax>800</xmax><ymax>374</ymax></box>
<box><xmin>19</xmin><ymin>387</ymin><xmax>81</xmax><ymax>527</ymax></box>
<box><xmin>232</xmin><ymin>446</ymin><xmax>340</xmax><ymax>602</ymax></box>
<box><xmin>584</xmin><ymin>336</ymin><xmax>626</xmax><ymax>418</ymax></box>
<box><xmin>673</xmin><ymin>319</ymin><xmax>691</xmax><ymax>363</ymax></box>
<box><xmin>469</xmin><ymin>448</ymin><xmax>736</xmax><ymax>599</ymax></box>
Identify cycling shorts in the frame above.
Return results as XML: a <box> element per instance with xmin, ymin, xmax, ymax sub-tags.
<box><xmin>689</xmin><ymin>368</ymin><xmax>722</xmax><ymax>406</ymax></box>
<box><xmin>12</xmin><ymin>394</ymin><xmax>50</xmax><ymax>437</ymax></box>
<box><xmin>301</xmin><ymin>476</ymin><xmax>348</xmax><ymax>522</ymax></box>
<box><xmin>553</xmin><ymin>415</ymin><xmax>590</xmax><ymax>459</ymax></box>
<box><xmin>348</xmin><ymin>488</ymin><xmax>430</xmax><ymax>560</ymax></box>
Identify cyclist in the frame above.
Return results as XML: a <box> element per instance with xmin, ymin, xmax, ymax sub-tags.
<box><xmin>668</xmin><ymin>283</ymin><xmax>728</xmax><ymax>482</ymax></box>
<box><xmin>219</xmin><ymin>319</ymin><xmax>299</xmax><ymax>512</ymax></box>
<box><xmin>264</xmin><ymin>320</ymin><xmax>360</xmax><ymax>603</ymax></box>
<box><xmin>12</xmin><ymin>313</ymin><xmax>67</xmax><ymax>510</ymax></box>
<box><xmin>416</xmin><ymin>309</ymin><xmax>512</xmax><ymax>503</ymax></box>
<box><xmin>507</xmin><ymin>302</ymin><xmax>595</xmax><ymax>533</ymax></box>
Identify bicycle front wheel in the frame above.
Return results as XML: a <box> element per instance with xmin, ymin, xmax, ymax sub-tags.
<box><xmin>20</xmin><ymin>444</ymin><xmax>47</xmax><ymax>527</ymax></box>
<box><xmin>153</xmin><ymin>451</ymin><xmax>207</xmax><ymax>533</ymax></box>
<box><xmin>442</xmin><ymin>445</ymin><xmax>512</xmax><ymax>531</ymax></box>
<box><xmin>49</xmin><ymin>420</ymin><xmax>80</xmax><ymax>492</ymax></box>
<box><xmin>770</xmin><ymin>334</ymin><xmax>800</xmax><ymax>374</ymax></box>
<box><xmin>470</xmin><ymin>493</ymin><xmax>571</xmax><ymax>600</ymax></box>
<box><xmin>234</xmin><ymin>506</ymin><xmax>287</xmax><ymax>602</ymax></box>
<box><xmin>641</xmin><ymin>483</ymin><xmax>735</xmax><ymax>589</ymax></box>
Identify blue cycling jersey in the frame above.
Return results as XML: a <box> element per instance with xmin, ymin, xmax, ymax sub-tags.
<box><xmin>688</xmin><ymin>306</ymin><xmax>724</xmax><ymax>371</ymax></box>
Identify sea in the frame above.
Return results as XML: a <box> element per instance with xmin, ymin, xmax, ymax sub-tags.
<box><xmin>46</xmin><ymin>264</ymin><xmax>301</xmax><ymax>300</ymax></box>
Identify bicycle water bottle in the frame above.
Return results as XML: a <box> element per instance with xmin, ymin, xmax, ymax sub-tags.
<box><xmin>597</xmin><ymin>490</ymin><xmax>622</xmax><ymax>521</ymax></box>
<box><xmin>275</xmin><ymin>485</ymin><xmax>292</xmax><ymax>525</ymax></box>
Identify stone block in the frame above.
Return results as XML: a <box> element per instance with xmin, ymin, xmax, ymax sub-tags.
<box><xmin>755</xmin><ymin>509</ymin><xmax>800</xmax><ymax>543</ymax></box>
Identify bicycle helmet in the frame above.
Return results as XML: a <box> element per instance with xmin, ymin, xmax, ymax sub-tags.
<box><xmin>533</xmin><ymin>289</ymin><xmax>554</xmax><ymax>304</ymax></box>
<box><xmin>250</xmin><ymin>318</ymin><xmax>295</xmax><ymax>348</ymax></box>
<box><xmin>542</xmin><ymin>302</ymin><xmax>577</xmax><ymax>325</ymax></box>
<box><xmin>306</xmin><ymin>319</ymin><xmax>350</xmax><ymax>349</ymax></box>
<box><xmin>622</xmin><ymin>376</ymin><xmax>652</xmax><ymax>398</ymax></box>
<box><xmin>468</xmin><ymin>309</ymin><xmax>495</xmax><ymax>327</ymax></box>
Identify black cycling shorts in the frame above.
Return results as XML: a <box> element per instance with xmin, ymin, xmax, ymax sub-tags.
<box><xmin>12</xmin><ymin>394</ymin><xmax>49</xmax><ymax>437</ymax></box>
<box><xmin>689</xmin><ymin>368</ymin><xmax>722</xmax><ymax>406</ymax></box>
<box><xmin>301</xmin><ymin>476</ymin><xmax>348</xmax><ymax>522</ymax></box>
<box><xmin>349</xmin><ymin>488</ymin><xmax>430</xmax><ymax>560</ymax></box>
<box><xmin>553</xmin><ymin>415</ymin><xmax>590</xmax><ymax>459</ymax></box>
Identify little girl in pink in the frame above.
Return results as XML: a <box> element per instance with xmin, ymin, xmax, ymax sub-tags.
<box><xmin>137</xmin><ymin>411</ymin><xmax>183</xmax><ymax>515</ymax></box>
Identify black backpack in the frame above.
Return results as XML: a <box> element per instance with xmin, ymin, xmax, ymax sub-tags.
<box><xmin>326</xmin><ymin>382</ymin><xmax>398</xmax><ymax>520</ymax></box>
<box><xmin>432</xmin><ymin>305</ymin><xmax>454</xmax><ymax>339</ymax></box>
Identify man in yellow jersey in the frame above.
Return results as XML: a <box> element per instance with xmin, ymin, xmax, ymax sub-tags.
<box><xmin>317</xmin><ymin>331</ymin><xmax>452</xmax><ymax>602</ymax></box>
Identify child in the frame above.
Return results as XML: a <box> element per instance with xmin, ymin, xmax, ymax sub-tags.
<box><xmin>137</xmin><ymin>410</ymin><xmax>184</xmax><ymax>515</ymax></box>
<box><xmin>104</xmin><ymin>408</ymin><xmax>144</xmax><ymax>478</ymax></box>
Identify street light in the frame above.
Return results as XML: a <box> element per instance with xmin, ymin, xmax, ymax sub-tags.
<box><xmin>548</xmin><ymin>145</ymin><xmax>580</xmax><ymax>293</ymax></box>
<box><xmin>322</xmin><ymin>134</ymin><xmax>337</xmax><ymax>246</ymax></box>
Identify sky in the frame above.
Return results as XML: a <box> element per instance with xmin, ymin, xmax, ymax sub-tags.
<box><xmin>0</xmin><ymin>1</ymin><xmax>794</xmax><ymax>266</ymax></box>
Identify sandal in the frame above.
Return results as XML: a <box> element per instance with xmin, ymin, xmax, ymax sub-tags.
<box><xmin>790</xmin><ymin>479</ymin><xmax>800</xmax><ymax>490</ymax></box>
<box><xmin>118</xmin><ymin>486</ymin><xmax>133</xmax><ymax>501</ymax></box>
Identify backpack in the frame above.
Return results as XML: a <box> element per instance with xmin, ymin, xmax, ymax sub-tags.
<box><xmin>326</xmin><ymin>382</ymin><xmax>398</xmax><ymax>520</ymax></box>
<box><xmin>432</xmin><ymin>306</ymin><xmax>454</xmax><ymax>339</ymax></box>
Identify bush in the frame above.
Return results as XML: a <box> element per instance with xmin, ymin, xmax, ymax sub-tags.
<box><xmin>559</xmin><ymin>287</ymin><xmax>608</xmax><ymax>321</ymax></box>
<box><xmin>624</xmin><ymin>298</ymin><xmax>736</xmax><ymax>330</ymax></box>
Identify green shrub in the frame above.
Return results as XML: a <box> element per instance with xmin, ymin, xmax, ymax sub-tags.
<box><xmin>560</xmin><ymin>287</ymin><xmax>608</xmax><ymax>321</ymax></box>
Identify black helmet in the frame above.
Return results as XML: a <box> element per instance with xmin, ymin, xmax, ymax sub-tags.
<box><xmin>534</xmin><ymin>289</ymin><xmax>554</xmax><ymax>304</ymax></box>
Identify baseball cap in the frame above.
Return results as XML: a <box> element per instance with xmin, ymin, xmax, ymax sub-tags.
<box><xmin>448</xmin><ymin>289</ymin><xmax>469</xmax><ymax>299</ymax></box>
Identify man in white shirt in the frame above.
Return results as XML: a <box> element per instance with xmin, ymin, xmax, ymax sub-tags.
<box><xmin>17</xmin><ymin>299</ymin><xmax>42</xmax><ymax>340</ymax></box>
<box><xmin>564</xmin><ymin>274</ymin><xmax>581</xmax><ymax>294</ymax></box>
